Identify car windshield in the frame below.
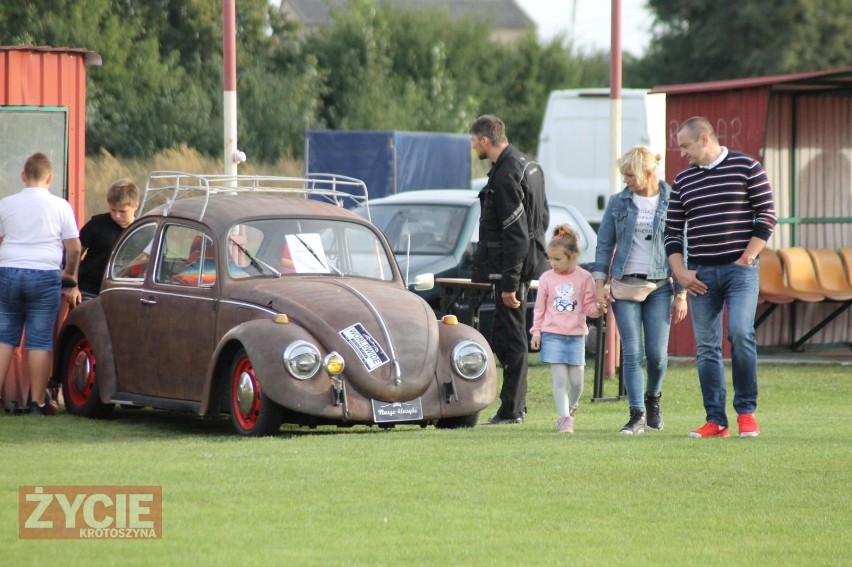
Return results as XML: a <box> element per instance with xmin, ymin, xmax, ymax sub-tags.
<box><xmin>226</xmin><ymin>218</ymin><xmax>394</xmax><ymax>281</ymax></box>
<box><xmin>368</xmin><ymin>204</ymin><xmax>469</xmax><ymax>255</ymax></box>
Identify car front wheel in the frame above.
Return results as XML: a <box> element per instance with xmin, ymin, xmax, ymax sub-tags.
<box><xmin>61</xmin><ymin>332</ymin><xmax>114</xmax><ymax>418</ymax></box>
<box><xmin>435</xmin><ymin>412</ymin><xmax>479</xmax><ymax>429</ymax></box>
<box><xmin>229</xmin><ymin>348</ymin><xmax>283</xmax><ymax>436</ymax></box>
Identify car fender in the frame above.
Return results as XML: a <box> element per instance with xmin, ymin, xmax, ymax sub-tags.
<box><xmin>54</xmin><ymin>300</ymin><xmax>119</xmax><ymax>404</ymax></box>
<box><xmin>434</xmin><ymin>321</ymin><xmax>498</xmax><ymax>415</ymax></box>
<box><xmin>201</xmin><ymin>318</ymin><xmax>321</xmax><ymax>415</ymax></box>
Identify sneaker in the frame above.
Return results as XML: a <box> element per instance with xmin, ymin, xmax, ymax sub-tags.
<box><xmin>689</xmin><ymin>422</ymin><xmax>729</xmax><ymax>438</ymax></box>
<box><xmin>620</xmin><ymin>409</ymin><xmax>646</xmax><ymax>435</ymax></box>
<box><xmin>556</xmin><ymin>415</ymin><xmax>574</xmax><ymax>433</ymax></box>
<box><xmin>645</xmin><ymin>393</ymin><xmax>664</xmax><ymax>430</ymax></box>
<box><xmin>737</xmin><ymin>413</ymin><xmax>760</xmax><ymax>437</ymax></box>
<box><xmin>29</xmin><ymin>402</ymin><xmax>57</xmax><ymax>416</ymax></box>
<box><xmin>569</xmin><ymin>404</ymin><xmax>578</xmax><ymax>418</ymax></box>
<box><xmin>485</xmin><ymin>414</ymin><xmax>524</xmax><ymax>425</ymax></box>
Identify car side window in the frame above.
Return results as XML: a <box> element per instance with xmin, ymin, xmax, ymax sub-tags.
<box><xmin>111</xmin><ymin>223</ymin><xmax>157</xmax><ymax>281</ymax></box>
<box><xmin>157</xmin><ymin>225</ymin><xmax>216</xmax><ymax>287</ymax></box>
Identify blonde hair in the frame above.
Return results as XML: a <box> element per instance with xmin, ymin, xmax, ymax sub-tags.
<box><xmin>548</xmin><ymin>224</ymin><xmax>580</xmax><ymax>256</ymax></box>
<box><xmin>106</xmin><ymin>178</ymin><xmax>140</xmax><ymax>207</ymax></box>
<box><xmin>618</xmin><ymin>145</ymin><xmax>661</xmax><ymax>179</ymax></box>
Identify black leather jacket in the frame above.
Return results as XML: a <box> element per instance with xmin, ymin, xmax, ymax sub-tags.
<box><xmin>472</xmin><ymin>144</ymin><xmax>549</xmax><ymax>293</ymax></box>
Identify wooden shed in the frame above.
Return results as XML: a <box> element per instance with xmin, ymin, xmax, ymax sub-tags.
<box><xmin>651</xmin><ymin>66</ymin><xmax>852</xmax><ymax>355</ymax></box>
<box><xmin>1</xmin><ymin>45</ymin><xmax>100</xmax><ymax>410</ymax></box>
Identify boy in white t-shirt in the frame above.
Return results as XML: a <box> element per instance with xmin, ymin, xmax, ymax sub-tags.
<box><xmin>0</xmin><ymin>152</ymin><xmax>82</xmax><ymax>415</ymax></box>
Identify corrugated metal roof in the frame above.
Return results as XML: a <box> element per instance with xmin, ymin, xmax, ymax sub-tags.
<box><xmin>0</xmin><ymin>44</ymin><xmax>101</xmax><ymax>65</ymax></box>
<box><xmin>651</xmin><ymin>66</ymin><xmax>852</xmax><ymax>95</ymax></box>
<box><xmin>282</xmin><ymin>0</ymin><xmax>533</xmax><ymax>29</ymax></box>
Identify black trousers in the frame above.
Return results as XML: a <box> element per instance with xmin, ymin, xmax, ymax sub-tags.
<box><xmin>491</xmin><ymin>282</ymin><xmax>528</xmax><ymax>419</ymax></box>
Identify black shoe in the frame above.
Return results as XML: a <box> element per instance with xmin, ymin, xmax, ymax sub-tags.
<box><xmin>29</xmin><ymin>402</ymin><xmax>57</xmax><ymax>416</ymax></box>
<box><xmin>485</xmin><ymin>414</ymin><xmax>525</xmax><ymax>425</ymax></box>
<box><xmin>645</xmin><ymin>393</ymin><xmax>664</xmax><ymax>430</ymax></box>
<box><xmin>620</xmin><ymin>408</ymin><xmax>646</xmax><ymax>434</ymax></box>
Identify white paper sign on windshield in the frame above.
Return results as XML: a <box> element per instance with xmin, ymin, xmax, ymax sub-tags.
<box><xmin>285</xmin><ymin>233</ymin><xmax>330</xmax><ymax>273</ymax></box>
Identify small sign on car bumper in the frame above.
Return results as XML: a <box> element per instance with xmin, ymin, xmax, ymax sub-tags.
<box><xmin>371</xmin><ymin>398</ymin><xmax>423</xmax><ymax>423</ymax></box>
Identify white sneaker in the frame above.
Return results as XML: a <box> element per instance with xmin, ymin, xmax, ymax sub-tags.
<box><xmin>556</xmin><ymin>415</ymin><xmax>574</xmax><ymax>433</ymax></box>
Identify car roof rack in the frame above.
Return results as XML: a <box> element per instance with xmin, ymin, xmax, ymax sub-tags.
<box><xmin>140</xmin><ymin>171</ymin><xmax>370</xmax><ymax>221</ymax></box>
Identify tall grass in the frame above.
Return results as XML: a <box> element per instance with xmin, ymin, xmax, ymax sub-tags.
<box><xmin>84</xmin><ymin>147</ymin><xmax>303</xmax><ymax>218</ymax></box>
<box><xmin>2</xmin><ymin>360</ymin><xmax>850</xmax><ymax>566</ymax></box>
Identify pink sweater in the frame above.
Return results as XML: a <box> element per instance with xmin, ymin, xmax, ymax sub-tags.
<box><xmin>530</xmin><ymin>267</ymin><xmax>602</xmax><ymax>338</ymax></box>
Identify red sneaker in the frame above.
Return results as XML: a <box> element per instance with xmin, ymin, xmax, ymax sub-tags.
<box><xmin>737</xmin><ymin>413</ymin><xmax>760</xmax><ymax>437</ymax></box>
<box><xmin>688</xmin><ymin>422</ymin><xmax>729</xmax><ymax>438</ymax></box>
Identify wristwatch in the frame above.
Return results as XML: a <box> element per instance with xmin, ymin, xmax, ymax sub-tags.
<box><xmin>740</xmin><ymin>253</ymin><xmax>755</xmax><ymax>266</ymax></box>
<box><xmin>676</xmin><ymin>291</ymin><xmax>687</xmax><ymax>300</ymax></box>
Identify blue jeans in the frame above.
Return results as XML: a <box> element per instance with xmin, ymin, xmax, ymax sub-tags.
<box><xmin>688</xmin><ymin>261</ymin><xmax>760</xmax><ymax>427</ymax></box>
<box><xmin>611</xmin><ymin>283</ymin><xmax>672</xmax><ymax>410</ymax></box>
<box><xmin>0</xmin><ymin>267</ymin><xmax>62</xmax><ymax>350</ymax></box>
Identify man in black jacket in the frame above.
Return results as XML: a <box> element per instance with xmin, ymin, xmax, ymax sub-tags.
<box><xmin>469</xmin><ymin>115</ymin><xmax>549</xmax><ymax>424</ymax></box>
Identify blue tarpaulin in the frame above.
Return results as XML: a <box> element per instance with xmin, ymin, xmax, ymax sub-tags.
<box><xmin>305</xmin><ymin>130</ymin><xmax>472</xmax><ymax>200</ymax></box>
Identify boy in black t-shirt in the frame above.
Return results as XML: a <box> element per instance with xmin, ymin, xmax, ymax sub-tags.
<box><xmin>78</xmin><ymin>178</ymin><xmax>140</xmax><ymax>297</ymax></box>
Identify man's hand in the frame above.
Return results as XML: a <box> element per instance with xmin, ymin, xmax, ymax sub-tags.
<box><xmin>675</xmin><ymin>270</ymin><xmax>708</xmax><ymax>296</ymax></box>
<box><xmin>501</xmin><ymin>290</ymin><xmax>521</xmax><ymax>309</ymax></box>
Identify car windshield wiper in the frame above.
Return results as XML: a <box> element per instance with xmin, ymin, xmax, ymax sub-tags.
<box><xmin>228</xmin><ymin>237</ymin><xmax>281</xmax><ymax>278</ymax></box>
<box><xmin>294</xmin><ymin>234</ymin><xmax>343</xmax><ymax>276</ymax></box>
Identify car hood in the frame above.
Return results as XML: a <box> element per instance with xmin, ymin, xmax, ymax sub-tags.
<box><xmin>227</xmin><ymin>277</ymin><xmax>440</xmax><ymax>402</ymax></box>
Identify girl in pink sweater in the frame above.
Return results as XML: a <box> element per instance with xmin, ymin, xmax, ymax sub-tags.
<box><xmin>530</xmin><ymin>225</ymin><xmax>606</xmax><ymax>433</ymax></box>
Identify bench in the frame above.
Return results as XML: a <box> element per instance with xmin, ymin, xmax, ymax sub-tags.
<box><xmin>758</xmin><ymin>247</ymin><xmax>852</xmax><ymax>350</ymax></box>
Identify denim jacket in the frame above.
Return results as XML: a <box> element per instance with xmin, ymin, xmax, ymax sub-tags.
<box><xmin>591</xmin><ymin>181</ymin><xmax>679</xmax><ymax>288</ymax></box>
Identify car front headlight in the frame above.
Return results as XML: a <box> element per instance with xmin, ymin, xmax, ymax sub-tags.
<box><xmin>451</xmin><ymin>340</ymin><xmax>488</xmax><ymax>380</ymax></box>
<box><xmin>283</xmin><ymin>340</ymin><xmax>322</xmax><ymax>380</ymax></box>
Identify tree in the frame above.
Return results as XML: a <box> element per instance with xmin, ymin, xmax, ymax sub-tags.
<box><xmin>637</xmin><ymin>0</ymin><xmax>852</xmax><ymax>84</ymax></box>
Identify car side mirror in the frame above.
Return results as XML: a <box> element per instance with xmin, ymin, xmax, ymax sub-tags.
<box><xmin>413</xmin><ymin>273</ymin><xmax>435</xmax><ymax>291</ymax></box>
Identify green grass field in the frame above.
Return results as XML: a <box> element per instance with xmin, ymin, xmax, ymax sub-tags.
<box><xmin>2</xmin><ymin>359</ymin><xmax>850</xmax><ymax>566</ymax></box>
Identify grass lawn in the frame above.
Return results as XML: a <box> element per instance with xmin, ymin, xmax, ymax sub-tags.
<box><xmin>2</xmin><ymin>358</ymin><xmax>850</xmax><ymax>566</ymax></box>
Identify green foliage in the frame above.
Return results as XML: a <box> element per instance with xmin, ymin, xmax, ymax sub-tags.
<box><xmin>637</xmin><ymin>0</ymin><xmax>852</xmax><ymax>84</ymax></box>
<box><xmin>2</xmin><ymin>361</ymin><xmax>851</xmax><ymax>564</ymax></box>
<box><xmin>6</xmin><ymin>1</ymin><xmax>847</xmax><ymax>163</ymax></box>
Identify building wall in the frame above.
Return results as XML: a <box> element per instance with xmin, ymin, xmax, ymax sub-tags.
<box><xmin>0</xmin><ymin>47</ymin><xmax>90</xmax><ymax>225</ymax></box>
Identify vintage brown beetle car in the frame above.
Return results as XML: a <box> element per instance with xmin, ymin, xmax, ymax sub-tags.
<box><xmin>55</xmin><ymin>172</ymin><xmax>496</xmax><ymax>435</ymax></box>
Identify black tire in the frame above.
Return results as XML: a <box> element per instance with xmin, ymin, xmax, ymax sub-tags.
<box><xmin>435</xmin><ymin>412</ymin><xmax>479</xmax><ymax>429</ymax></box>
<box><xmin>229</xmin><ymin>348</ymin><xmax>283</xmax><ymax>436</ymax></box>
<box><xmin>60</xmin><ymin>332</ymin><xmax>114</xmax><ymax>419</ymax></box>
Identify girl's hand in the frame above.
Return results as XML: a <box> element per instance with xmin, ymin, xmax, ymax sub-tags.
<box><xmin>530</xmin><ymin>336</ymin><xmax>541</xmax><ymax>351</ymax></box>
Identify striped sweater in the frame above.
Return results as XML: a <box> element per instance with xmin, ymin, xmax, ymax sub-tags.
<box><xmin>664</xmin><ymin>151</ymin><xmax>776</xmax><ymax>265</ymax></box>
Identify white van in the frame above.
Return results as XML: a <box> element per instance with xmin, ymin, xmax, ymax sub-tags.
<box><xmin>536</xmin><ymin>88</ymin><xmax>666</xmax><ymax>229</ymax></box>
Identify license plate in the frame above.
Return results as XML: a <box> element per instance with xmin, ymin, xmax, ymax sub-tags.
<box><xmin>371</xmin><ymin>398</ymin><xmax>423</xmax><ymax>423</ymax></box>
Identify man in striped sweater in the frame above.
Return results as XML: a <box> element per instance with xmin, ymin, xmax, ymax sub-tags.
<box><xmin>664</xmin><ymin>116</ymin><xmax>777</xmax><ymax>439</ymax></box>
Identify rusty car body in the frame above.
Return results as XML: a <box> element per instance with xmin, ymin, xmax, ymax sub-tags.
<box><xmin>55</xmin><ymin>172</ymin><xmax>496</xmax><ymax>435</ymax></box>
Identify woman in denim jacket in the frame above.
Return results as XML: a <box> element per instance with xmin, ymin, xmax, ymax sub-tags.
<box><xmin>591</xmin><ymin>146</ymin><xmax>688</xmax><ymax>434</ymax></box>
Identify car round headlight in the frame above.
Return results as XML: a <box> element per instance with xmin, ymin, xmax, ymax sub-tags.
<box><xmin>451</xmin><ymin>340</ymin><xmax>488</xmax><ymax>380</ymax></box>
<box><xmin>283</xmin><ymin>340</ymin><xmax>322</xmax><ymax>380</ymax></box>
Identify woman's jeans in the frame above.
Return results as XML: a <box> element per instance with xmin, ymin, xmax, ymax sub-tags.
<box><xmin>611</xmin><ymin>283</ymin><xmax>672</xmax><ymax>410</ymax></box>
<box><xmin>688</xmin><ymin>262</ymin><xmax>760</xmax><ymax>427</ymax></box>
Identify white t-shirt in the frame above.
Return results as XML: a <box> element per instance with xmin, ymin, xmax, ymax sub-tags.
<box><xmin>0</xmin><ymin>187</ymin><xmax>79</xmax><ymax>270</ymax></box>
<box><xmin>622</xmin><ymin>193</ymin><xmax>659</xmax><ymax>276</ymax></box>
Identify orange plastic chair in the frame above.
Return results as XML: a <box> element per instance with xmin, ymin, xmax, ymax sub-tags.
<box><xmin>807</xmin><ymin>248</ymin><xmax>852</xmax><ymax>301</ymax></box>
<box><xmin>779</xmin><ymin>247</ymin><xmax>851</xmax><ymax>301</ymax></box>
<box><xmin>839</xmin><ymin>247</ymin><xmax>852</xmax><ymax>287</ymax></box>
<box><xmin>758</xmin><ymin>249</ymin><xmax>822</xmax><ymax>303</ymax></box>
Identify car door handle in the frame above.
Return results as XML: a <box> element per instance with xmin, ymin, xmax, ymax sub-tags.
<box><xmin>140</xmin><ymin>297</ymin><xmax>157</xmax><ymax>306</ymax></box>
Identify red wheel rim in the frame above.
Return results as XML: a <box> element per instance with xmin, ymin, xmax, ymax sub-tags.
<box><xmin>231</xmin><ymin>356</ymin><xmax>261</xmax><ymax>430</ymax></box>
<box><xmin>67</xmin><ymin>338</ymin><xmax>96</xmax><ymax>407</ymax></box>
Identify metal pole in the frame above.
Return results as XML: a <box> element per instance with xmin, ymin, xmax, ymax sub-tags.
<box><xmin>223</xmin><ymin>0</ymin><xmax>241</xmax><ymax>175</ymax></box>
<box><xmin>604</xmin><ymin>0</ymin><xmax>623</xmax><ymax>380</ymax></box>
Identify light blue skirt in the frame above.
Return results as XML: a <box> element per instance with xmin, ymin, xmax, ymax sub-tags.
<box><xmin>539</xmin><ymin>333</ymin><xmax>585</xmax><ymax>366</ymax></box>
